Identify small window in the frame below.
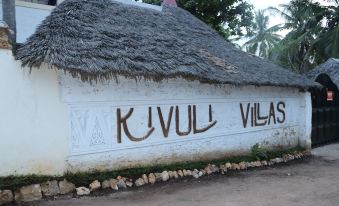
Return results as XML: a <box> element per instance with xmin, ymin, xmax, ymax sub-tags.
<box><xmin>19</xmin><ymin>0</ymin><xmax>57</xmax><ymax>6</ymax></box>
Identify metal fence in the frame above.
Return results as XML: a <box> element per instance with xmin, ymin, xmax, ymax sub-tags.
<box><xmin>312</xmin><ymin>107</ymin><xmax>339</xmax><ymax>146</ymax></box>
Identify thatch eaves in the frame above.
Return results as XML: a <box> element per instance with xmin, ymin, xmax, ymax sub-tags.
<box><xmin>15</xmin><ymin>0</ymin><xmax>316</xmax><ymax>89</ymax></box>
<box><xmin>307</xmin><ymin>58</ymin><xmax>339</xmax><ymax>88</ymax></box>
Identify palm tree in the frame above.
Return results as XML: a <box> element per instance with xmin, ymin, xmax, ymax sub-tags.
<box><xmin>242</xmin><ymin>10</ymin><xmax>281</xmax><ymax>58</ymax></box>
<box><xmin>2</xmin><ymin>0</ymin><xmax>16</xmax><ymax>46</ymax></box>
<box><xmin>312</xmin><ymin>1</ymin><xmax>339</xmax><ymax>60</ymax></box>
<box><xmin>268</xmin><ymin>0</ymin><xmax>324</xmax><ymax>73</ymax></box>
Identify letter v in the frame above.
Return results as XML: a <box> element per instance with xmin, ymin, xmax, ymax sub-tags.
<box><xmin>240</xmin><ymin>103</ymin><xmax>250</xmax><ymax>128</ymax></box>
<box><xmin>157</xmin><ymin>107</ymin><xmax>174</xmax><ymax>137</ymax></box>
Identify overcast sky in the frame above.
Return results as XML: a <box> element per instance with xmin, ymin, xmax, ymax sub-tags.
<box><xmin>246</xmin><ymin>0</ymin><xmax>290</xmax><ymax>27</ymax></box>
<box><xmin>248</xmin><ymin>0</ymin><xmax>335</xmax><ymax>27</ymax></box>
<box><xmin>235</xmin><ymin>0</ymin><xmax>291</xmax><ymax>44</ymax></box>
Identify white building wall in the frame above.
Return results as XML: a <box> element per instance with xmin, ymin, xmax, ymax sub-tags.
<box><xmin>0</xmin><ymin>48</ymin><xmax>312</xmax><ymax>176</ymax></box>
<box><xmin>0</xmin><ymin>49</ymin><xmax>69</xmax><ymax>176</ymax></box>
<box><xmin>0</xmin><ymin>1</ymin><xmax>53</xmax><ymax>43</ymax></box>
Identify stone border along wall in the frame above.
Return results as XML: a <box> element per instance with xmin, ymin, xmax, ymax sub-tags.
<box><xmin>0</xmin><ymin>151</ymin><xmax>309</xmax><ymax>205</ymax></box>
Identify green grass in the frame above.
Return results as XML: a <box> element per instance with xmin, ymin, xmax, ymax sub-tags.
<box><xmin>0</xmin><ymin>146</ymin><xmax>305</xmax><ymax>190</ymax></box>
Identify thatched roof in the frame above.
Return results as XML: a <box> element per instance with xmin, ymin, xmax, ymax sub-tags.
<box><xmin>15</xmin><ymin>0</ymin><xmax>316</xmax><ymax>89</ymax></box>
<box><xmin>307</xmin><ymin>58</ymin><xmax>339</xmax><ymax>87</ymax></box>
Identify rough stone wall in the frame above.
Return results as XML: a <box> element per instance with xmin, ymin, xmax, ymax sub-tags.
<box><xmin>0</xmin><ymin>25</ymin><xmax>11</xmax><ymax>49</ymax></box>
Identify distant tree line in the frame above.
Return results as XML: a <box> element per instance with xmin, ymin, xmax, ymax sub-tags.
<box><xmin>141</xmin><ymin>0</ymin><xmax>339</xmax><ymax>74</ymax></box>
<box><xmin>242</xmin><ymin>0</ymin><xmax>339</xmax><ymax>73</ymax></box>
<box><xmin>139</xmin><ymin>0</ymin><xmax>254</xmax><ymax>39</ymax></box>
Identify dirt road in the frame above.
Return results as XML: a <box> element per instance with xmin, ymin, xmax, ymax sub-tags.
<box><xmin>27</xmin><ymin>144</ymin><xmax>339</xmax><ymax>206</ymax></box>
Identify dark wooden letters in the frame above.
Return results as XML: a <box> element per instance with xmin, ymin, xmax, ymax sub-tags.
<box><xmin>254</xmin><ymin>103</ymin><xmax>267</xmax><ymax>127</ymax></box>
<box><xmin>240</xmin><ymin>102</ymin><xmax>286</xmax><ymax>128</ymax></box>
<box><xmin>193</xmin><ymin>105</ymin><xmax>217</xmax><ymax>134</ymax></box>
<box><xmin>157</xmin><ymin>106</ymin><xmax>174</xmax><ymax>138</ymax></box>
<box><xmin>277</xmin><ymin>102</ymin><xmax>286</xmax><ymax>123</ymax></box>
<box><xmin>115</xmin><ymin>101</ymin><xmax>286</xmax><ymax>143</ymax></box>
<box><xmin>268</xmin><ymin>102</ymin><xmax>276</xmax><ymax>125</ymax></box>
<box><xmin>117</xmin><ymin>108</ymin><xmax>155</xmax><ymax>143</ymax></box>
<box><xmin>175</xmin><ymin>105</ymin><xmax>192</xmax><ymax>136</ymax></box>
<box><xmin>240</xmin><ymin>103</ymin><xmax>250</xmax><ymax>128</ymax></box>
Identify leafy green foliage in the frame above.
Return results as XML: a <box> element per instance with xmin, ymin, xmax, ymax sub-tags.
<box><xmin>250</xmin><ymin>143</ymin><xmax>268</xmax><ymax>161</ymax></box>
<box><xmin>312</xmin><ymin>2</ymin><xmax>339</xmax><ymax>60</ymax></box>
<box><xmin>137</xmin><ymin>0</ymin><xmax>254</xmax><ymax>39</ymax></box>
<box><xmin>268</xmin><ymin>0</ymin><xmax>339</xmax><ymax>73</ymax></box>
<box><xmin>140</xmin><ymin>0</ymin><xmax>338</xmax><ymax>72</ymax></box>
<box><xmin>0</xmin><ymin>175</ymin><xmax>62</xmax><ymax>191</ymax></box>
<box><xmin>0</xmin><ymin>146</ymin><xmax>305</xmax><ymax>190</ymax></box>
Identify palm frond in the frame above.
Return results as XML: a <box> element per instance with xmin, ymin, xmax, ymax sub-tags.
<box><xmin>266</xmin><ymin>6</ymin><xmax>293</xmax><ymax>22</ymax></box>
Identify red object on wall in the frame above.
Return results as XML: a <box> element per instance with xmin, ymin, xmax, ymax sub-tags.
<box><xmin>327</xmin><ymin>90</ymin><xmax>334</xmax><ymax>101</ymax></box>
<box><xmin>162</xmin><ymin>0</ymin><xmax>177</xmax><ymax>6</ymax></box>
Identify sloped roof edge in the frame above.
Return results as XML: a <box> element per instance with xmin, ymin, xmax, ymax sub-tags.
<box><xmin>307</xmin><ymin>58</ymin><xmax>339</xmax><ymax>88</ymax></box>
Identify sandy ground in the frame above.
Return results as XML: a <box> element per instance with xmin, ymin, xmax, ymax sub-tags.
<box><xmin>22</xmin><ymin>144</ymin><xmax>339</xmax><ymax>206</ymax></box>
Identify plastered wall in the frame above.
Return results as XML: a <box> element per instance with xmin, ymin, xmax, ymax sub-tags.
<box><xmin>0</xmin><ymin>49</ymin><xmax>312</xmax><ymax>176</ymax></box>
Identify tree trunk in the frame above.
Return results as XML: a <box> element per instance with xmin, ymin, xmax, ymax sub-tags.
<box><xmin>2</xmin><ymin>0</ymin><xmax>16</xmax><ymax>46</ymax></box>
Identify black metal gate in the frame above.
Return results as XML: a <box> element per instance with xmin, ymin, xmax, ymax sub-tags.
<box><xmin>311</xmin><ymin>74</ymin><xmax>339</xmax><ymax>147</ymax></box>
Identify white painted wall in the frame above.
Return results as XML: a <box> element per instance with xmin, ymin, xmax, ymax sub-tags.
<box><xmin>0</xmin><ymin>49</ymin><xmax>69</xmax><ymax>176</ymax></box>
<box><xmin>0</xmin><ymin>0</ymin><xmax>163</xmax><ymax>44</ymax></box>
<box><xmin>0</xmin><ymin>48</ymin><xmax>312</xmax><ymax>176</ymax></box>
<box><xmin>0</xmin><ymin>1</ymin><xmax>53</xmax><ymax>43</ymax></box>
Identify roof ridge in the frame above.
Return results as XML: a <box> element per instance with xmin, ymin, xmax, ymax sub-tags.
<box><xmin>329</xmin><ymin>58</ymin><xmax>339</xmax><ymax>63</ymax></box>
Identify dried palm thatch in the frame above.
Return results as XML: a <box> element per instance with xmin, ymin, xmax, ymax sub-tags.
<box><xmin>16</xmin><ymin>0</ymin><xmax>316</xmax><ymax>88</ymax></box>
<box><xmin>307</xmin><ymin>58</ymin><xmax>339</xmax><ymax>88</ymax></box>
